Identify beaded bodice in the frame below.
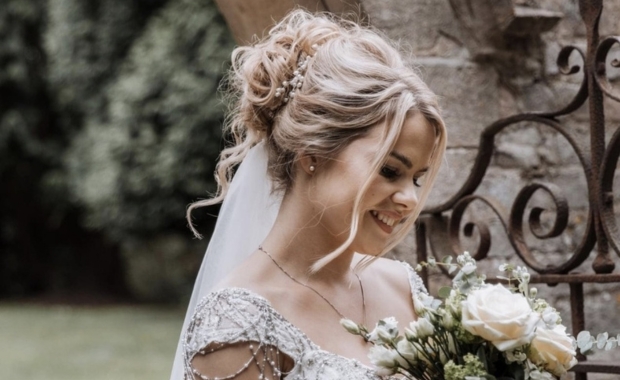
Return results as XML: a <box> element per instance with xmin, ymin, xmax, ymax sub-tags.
<box><xmin>183</xmin><ymin>262</ymin><xmax>426</xmax><ymax>380</ymax></box>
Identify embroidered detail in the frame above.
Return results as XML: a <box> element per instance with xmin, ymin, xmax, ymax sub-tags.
<box><xmin>183</xmin><ymin>262</ymin><xmax>428</xmax><ymax>380</ymax></box>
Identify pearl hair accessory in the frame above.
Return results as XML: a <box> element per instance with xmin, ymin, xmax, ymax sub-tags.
<box><xmin>274</xmin><ymin>44</ymin><xmax>319</xmax><ymax>104</ymax></box>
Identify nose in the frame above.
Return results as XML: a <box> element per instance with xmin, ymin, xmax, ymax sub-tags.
<box><xmin>391</xmin><ymin>180</ymin><xmax>418</xmax><ymax>212</ymax></box>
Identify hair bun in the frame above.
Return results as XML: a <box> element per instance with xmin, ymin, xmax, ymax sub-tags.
<box><xmin>227</xmin><ymin>10</ymin><xmax>341</xmax><ymax>135</ymax></box>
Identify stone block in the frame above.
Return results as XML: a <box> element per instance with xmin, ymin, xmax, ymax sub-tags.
<box><xmin>362</xmin><ymin>0</ymin><xmax>463</xmax><ymax>57</ymax></box>
<box><xmin>421</xmin><ymin>63</ymin><xmax>501</xmax><ymax>147</ymax></box>
<box><xmin>600</xmin><ymin>0</ymin><xmax>620</xmax><ymax>37</ymax></box>
<box><xmin>544</xmin><ymin>164</ymin><xmax>590</xmax><ymax>209</ymax></box>
<box><xmin>426</xmin><ymin>147</ymin><xmax>478</xmax><ymax>207</ymax></box>
<box><xmin>494</xmin><ymin>125</ymin><xmax>543</xmax><ymax>168</ymax></box>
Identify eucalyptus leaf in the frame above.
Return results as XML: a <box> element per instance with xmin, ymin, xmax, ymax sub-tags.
<box><xmin>605</xmin><ymin>339</ymin><xmax>617</xmax><ymax>351</ymax></box>
<box><xmin>577</xmin><ymin>331</ymin><xmax>592</xmax><ymax>345</ymax></box>
<box><xmin>438</xmin><ymin>286</ymin><xmax>452</xmax><ymax>299</ymax></box>
<box><xmin>597</xmin><ymin>333</ymin><xmax>609</xmax><ymax>349</ymax></box>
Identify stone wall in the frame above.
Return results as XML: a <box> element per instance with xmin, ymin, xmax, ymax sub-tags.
<box><xmin>368</xmin><ymin>0</ymin><xmax>620</xmax><ymax>369</ymax></box>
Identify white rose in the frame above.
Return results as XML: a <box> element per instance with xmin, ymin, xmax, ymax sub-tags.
<box><xmin>461</xmin><ymin>284</ymin><xmax>540</xmax><ymax>351</ymax></box>
<box><xmin>529</xmin><ymin>325</ymin><xmax>578</xmax><ymax>376</ymax></box>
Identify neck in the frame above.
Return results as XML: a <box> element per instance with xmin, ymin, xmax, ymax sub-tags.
<box><xmin>260</xmin><ymin>190</ymin><xmax>358</xmax><ymax>284</ymax></box>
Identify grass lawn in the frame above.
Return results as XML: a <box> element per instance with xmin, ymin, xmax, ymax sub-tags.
<box><xmin>0</xmin><ymin>303</ymin><xmax>185</xmax><ymax>380</ymax></box>
<box><xmin>4</xmin><ymin>303</ymin><xmax>620</xmax><ymax>380</ymax></box>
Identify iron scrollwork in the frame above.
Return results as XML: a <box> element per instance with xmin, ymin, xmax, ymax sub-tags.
<box><xmin>415</xmin><ymin>0</ymin><xmax>620</xmax><ymax>377</ymax></box>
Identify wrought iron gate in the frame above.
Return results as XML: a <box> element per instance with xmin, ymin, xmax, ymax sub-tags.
<box><xmin>415</xmin><ymin>1</ymin><xmax>620</xmax><ymax>378</ymax></box>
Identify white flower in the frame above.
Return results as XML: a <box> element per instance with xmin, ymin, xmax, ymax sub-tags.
<box><xmin>408</xmin><ymin>317</ymin><xmax>435</xmax><ymax>339</ymax></box>
<box><xmin>461</xmin><ymin>284</ymin><xmax>540</xmax><ymax>351</ymax></box>
<box><xmin>540</xmin><ymin>307</ymin><xmax>560</xmax><ymax>328</ymax></box>
<box><xmin>368</xmin><ymin>345</ymin><xmax>399</xmax><ymax>376</ymax></box>
<box><xmin>461</xmin><ymin>262</ymin><xmax>477</xmax><ymax>275</ymax></box>
<box><xmin>340</xmin><ymin>318</ymin><xmax>361</xmax><ymax>335</ymax></box>
<box><xmin>504</xmin><ymin>349</ymin><xmax>527</xmax><ymax>363</ymax></box>
<box><xmin>529</xmin><ymin>369</ymin><xmax>555</xmax><ymax>380</ymax></box>
<box><xmin>412</xmin><ymin>293</ymin><xmax>441</xmax><ymax>315</ymax></box>
<box><xmin>441</xmin><ymin>310</ymin><xmax>456</xmax><ymax>330</ymax></box>
<box><xmin>529</xmin><ymin>325</ymin><xmax>577</xmax><ymax>377</ymax></box>
<box><xmin>367</xmin><ymin>317</ymin><xmax>399</xmax><ymax>344</ymax></box>
<box><xmin>396</xmin><ymin>339</ymin><xmax>418</xmax><ymax>364</ymax></box>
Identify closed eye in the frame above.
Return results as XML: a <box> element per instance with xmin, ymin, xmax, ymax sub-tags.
<box><xmin>380</xmin><ymin>166</ymin><xmax>399</xmax><ymax>180</ymax></box>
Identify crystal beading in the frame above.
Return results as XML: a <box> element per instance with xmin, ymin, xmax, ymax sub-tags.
<box><xmin>182</xmin><ymin>261</ymin><xmax>427</xmax><ymax>380</ymax></box>
<box><xmin>274</xmin><ymin>44</ymin><xmax>319</xmax><ymax>104</ymax></box>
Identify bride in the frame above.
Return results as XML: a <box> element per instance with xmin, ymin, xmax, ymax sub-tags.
<box><xmin>171</xmin><ymin>9</ymin><xmax>447</xmax><ymax>380</ymax></box>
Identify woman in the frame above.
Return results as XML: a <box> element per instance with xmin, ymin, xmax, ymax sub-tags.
<box><xmin>171</xmin><ymin>9</ymin><xmax>447</xmax><ymax>380</ymax></box>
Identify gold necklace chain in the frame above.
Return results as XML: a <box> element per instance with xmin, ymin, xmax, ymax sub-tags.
<box><xmin>258</xmin><ymin>245</ymin><xmax>366</xmax><ymax>326</ymax></box>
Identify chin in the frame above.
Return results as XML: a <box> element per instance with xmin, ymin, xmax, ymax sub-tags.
<box><xmin>352</xmin><ymin>241</ymin><xmax>386</xmax><ymax>257</ymax></box>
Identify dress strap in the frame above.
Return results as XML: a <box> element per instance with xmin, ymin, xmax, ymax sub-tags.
<box><xmin>399</xmin><ymin>261</ymin><xmax>429</xmax><ymax>305</ymax></box>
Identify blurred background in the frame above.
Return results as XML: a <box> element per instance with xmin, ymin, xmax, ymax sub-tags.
<box><xmin>1</xmin><ymin>0</ymin><xmax>233</xmax><ymax>378</ymax></box>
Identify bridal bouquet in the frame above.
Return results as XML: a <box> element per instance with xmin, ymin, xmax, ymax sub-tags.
<box><xmin>342</xmin><ymin>253</ymin><xmax>619</xmax><ymax>380</ymax></box>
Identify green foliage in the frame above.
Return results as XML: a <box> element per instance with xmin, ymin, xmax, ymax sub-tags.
<box><xmin>0</xmin><ymin>0</ymin><xmax>235</xmax><ymax>298</ymax></box>
<box><xmin>61</xmin><ymin>0</ymin><xmax>234</xmax><ymax>238</ymax></box>
<box><xmin>444</xmin><ymin>353</ymin><xmax>487</xmax><ymax>380</ymax></box>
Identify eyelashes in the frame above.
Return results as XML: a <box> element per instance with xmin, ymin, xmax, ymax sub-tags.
<box><xmin>380</xmin><ymin>166</ymin><xmax>399</xmax><ymax>179</ymax></box>
<box><xmin>380</xmin><ymin>166</ymin><xmax>422</xmax><ymax>188</ymax></box>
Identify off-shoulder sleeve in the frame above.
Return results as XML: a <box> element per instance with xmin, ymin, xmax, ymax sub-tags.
<box><xmin>182</xmin><ymin>288</ymin><xmax>311</xmax><ymax>380</ymax></box>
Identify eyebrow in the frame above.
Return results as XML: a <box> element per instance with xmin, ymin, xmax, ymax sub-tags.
<box><xmin>390</xmin><ymin>151</ymin><xmax>413</xmax><ymax>169</ymax></box>
<box><xmin>390</xmin><ymin>151</ymin><xmax>430</xmax><ymax>173</ymax></box>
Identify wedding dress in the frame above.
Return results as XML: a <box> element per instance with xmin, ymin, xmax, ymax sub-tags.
<box><xmin>182</xmin><ymin>261</ymin><xmax>427</xmax><ymax>380</ymax></box>
<box><xmin>171</xmin><ymin>143</ymin><xmax>428</xmax><ymax>380</ymax></box>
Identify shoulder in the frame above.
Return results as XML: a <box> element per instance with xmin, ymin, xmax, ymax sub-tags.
<box><xmin>364</xmin><ymin>257</ymin><xmax>427</xmax><ymax>298</ymax></box>
<box><xmin>184</xmin><ymin>287</ymin><xmax>309</xmax><ymax>362</ymax></box>
<box><xmin>185</xmin><ymin>288</ymin><xmax>301</xmax><ymax>380</ymax></box>
<box><xmin>185</xmin><ymin>288</ymin><xmax>269</xmax><ymax>351</ymax></box>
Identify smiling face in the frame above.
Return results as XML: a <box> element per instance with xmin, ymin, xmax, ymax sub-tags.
<box><xmin>308</xmin><ymin>111</ymin><xmax>437</xmax><ymax>255</ymax></box>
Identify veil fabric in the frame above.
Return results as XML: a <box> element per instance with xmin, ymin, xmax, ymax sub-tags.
<box><xmin>170</xmin><ymin>142</ymin><xmax>282</xmax><ymax>380</ymax></box>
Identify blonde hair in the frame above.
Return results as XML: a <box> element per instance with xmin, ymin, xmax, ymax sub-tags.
<box><xmin>187</xmin><ymin>9</ymin><xmax>447</xmax><ymax>271</ymax></box>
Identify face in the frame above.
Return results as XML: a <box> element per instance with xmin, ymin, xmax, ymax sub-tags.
<box><xmin>310</xmin><ymin>111</ymin><xmax>437</xmax><ymax>255</ymax></box>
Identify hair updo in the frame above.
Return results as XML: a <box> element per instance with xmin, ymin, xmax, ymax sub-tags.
<box><xmin>188</xmin><ymin>9</ymin><xmax>447</xmax><ymax>264</ymax></box>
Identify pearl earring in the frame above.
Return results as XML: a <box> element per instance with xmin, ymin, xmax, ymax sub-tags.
<box><xmin>309</xmin><ymin>165</ymin><xmax>316</xmax><ymax>172</ymax></box>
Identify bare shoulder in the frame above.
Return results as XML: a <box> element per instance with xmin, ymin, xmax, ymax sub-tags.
<box><xmin>215</xmin><ymin>250</ymin><xmax>293</xmax><ymax>303</ymax></box>
<box><xmin>362</xmin><ymin>256</ymin><xmax>413</xmax><ymax>296</ymax></box>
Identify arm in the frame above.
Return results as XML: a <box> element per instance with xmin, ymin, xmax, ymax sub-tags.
<box><xmin>190</xmin><ymin>341</ymin><xmax>294</xmax><ymax>380</ymax></box>
<box><xmin>183</xmin><ymin>289</ymin><xmax>301</xmax><ymax>380</ymax></box>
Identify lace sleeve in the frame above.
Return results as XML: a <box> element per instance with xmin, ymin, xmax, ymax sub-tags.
<box><xmin>400</xmin><ymin>261</ymin><xmax>428</xmax><ymax>298</ymax></box>
<box><xmin>182</xmin><ymin>288</ymin><xmax>309</xmax><ymax>380</ymax></box>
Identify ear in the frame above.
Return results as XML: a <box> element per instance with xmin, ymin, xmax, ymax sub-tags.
<box><xmin>299</xmin><ymin>154</ymin><xmax>318</xmax><ymax>175</ymax></box>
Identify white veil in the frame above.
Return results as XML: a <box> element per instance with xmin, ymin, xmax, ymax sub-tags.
<box><xmin>170</xmin><ymin>142</ymin><xmax>282</xmax><ymax>380</ymax></box>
